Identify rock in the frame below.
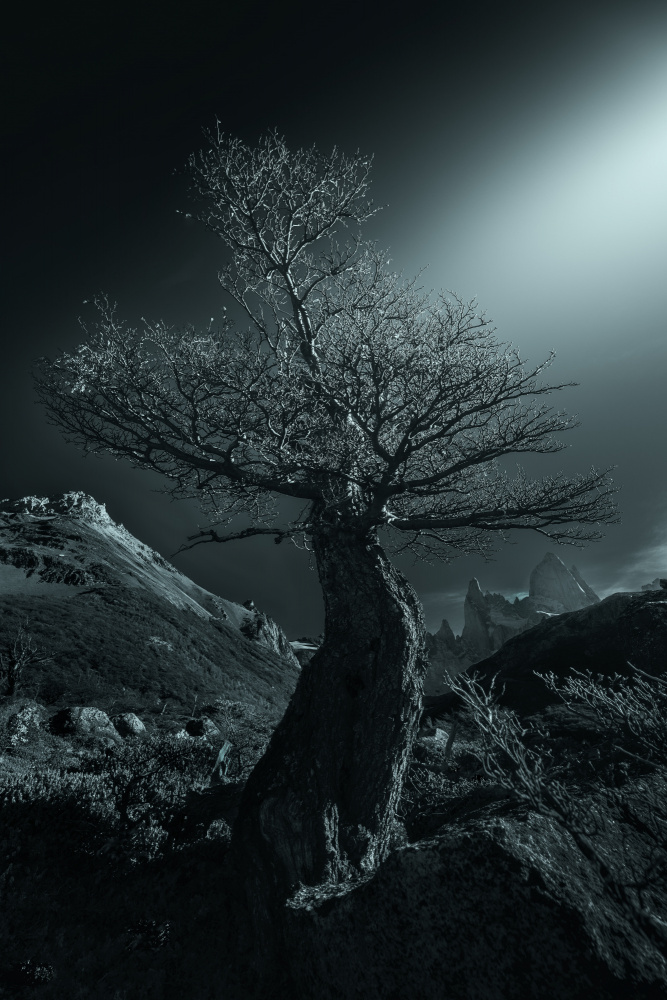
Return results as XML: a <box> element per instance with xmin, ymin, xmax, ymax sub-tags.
<box><xmin>48</xmin><ymin>706</ymin><xmax>123</xmax><ymax>745</ymax></box>
<box><xmin>1</xmin><ymin>699</ymin><xmax>49</xmax><ymax>747</ymax></box>
<box><xmin>423</xmin><ymin>588</ymin><xmax>667</xmax><ymax>720</ymax></box>
<box><xmin>185</xmin><ymin>716</ymin><xmax>220</xmax><ymax>739</ymax></box>
<box><xmin>529</xmin><ymin>551</ymin><xmax>599</xmax><ymax>614</ymax></box>
<box><xmin>283</xmin><ymin>774</ymin><xmax>667</xmax><ymax>999</ymax></box>
<box><xmin>642</xmin><ymin>578</ymin><xmax>667</xmax><ymax>592</ymax></box>
<box><xmin>240</xmin><ymin>607</ymin><xmax>300</xmax><ymax>668</ymax></box>
<box><xmin>111</xmin><ymin>712</ymin><xmax>146</xmax><ymax>738</ymax></box>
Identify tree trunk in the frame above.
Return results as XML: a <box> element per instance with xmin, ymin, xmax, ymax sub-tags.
<box><xmin>219</xmin><ymin>525</ymin><xmax>428</xmax><ymax>997</ymax></box>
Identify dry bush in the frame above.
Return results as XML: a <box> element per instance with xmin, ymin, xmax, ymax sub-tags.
<box><xmin>445</xmin><ymin>663</ymin><xmax>667</xmax><ymax>959</ymax></box>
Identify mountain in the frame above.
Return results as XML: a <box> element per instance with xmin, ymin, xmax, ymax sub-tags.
<box><xmin>423</xmin><ymin>587</ymin><xmax>667</xmax><ymax>720</ymax></box>
<box><xmin>528</xmin><ymin>551</ymin><xmax>600</xmax><ymax>614</ymax></box>
<box><xmin>0</xmin><ymin>492</ymin><xmax>300</xmax><ymax>719</ymax></box>
<box><xmin>423</xmin><ymin>553</ymin><xmax>599</xmax><ymax>696</ymax></box>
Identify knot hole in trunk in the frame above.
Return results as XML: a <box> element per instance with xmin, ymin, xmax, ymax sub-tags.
<box><xmin>345</xmin><ymin>672</ymin><xmax>366</xmax><ymax>697</ymax></box>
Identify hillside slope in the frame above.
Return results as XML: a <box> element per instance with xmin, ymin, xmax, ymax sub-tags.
<box><xmin>0</xmin><ymin>493</ymin><xmax>300</xmax><ymax>719</ymax></box>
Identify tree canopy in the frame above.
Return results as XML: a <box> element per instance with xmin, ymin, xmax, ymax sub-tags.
<box><xmin>35</xmin><ymin>125</ymin><xmax>619</xmax><ymax>560</ymax></box>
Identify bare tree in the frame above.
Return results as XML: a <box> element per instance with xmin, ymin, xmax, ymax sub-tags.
<box><xmin>34</xmin><ymin>124</ymin><xmax>619</xmax><ymax>995</ymax></box>
<box><xmin>0</xmin><ymin>619</ymin><xmax>51</xmax><ymax>698</ymax></box>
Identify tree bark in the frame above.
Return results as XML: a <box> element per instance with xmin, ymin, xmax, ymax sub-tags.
<box><xmin>219</xmin><ymin>525</ymin><xmax>428</xmax><ymax>997</ymax></box>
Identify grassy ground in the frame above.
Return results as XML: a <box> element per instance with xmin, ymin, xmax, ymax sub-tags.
<box><xmin>0</xmin><ymin>589</ymin><xmax>299</xmax><ymax>720</ymax></box>
<box><xmin>0</xmin><ymin>683</ymin><xmax>665</xmax><ymax>998</ymax></box>
<box><xmin>0</xmin><ymin>694</ymin><xmax>278</xmax><ymax>999</ymax></box>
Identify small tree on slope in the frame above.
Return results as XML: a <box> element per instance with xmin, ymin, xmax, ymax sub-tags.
<box><xmin>34</xmin><ymin>125</ymin><xmax>619</xmax><ymax>995</ymax></box>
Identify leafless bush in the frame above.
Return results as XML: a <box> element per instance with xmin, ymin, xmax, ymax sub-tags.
<box><xmin>202</xmin><ymin>698</ymin><xmax>274</xmax><ymax>780</ymax></box>
<box><xmin>445</xmin><ymin>665</ymin><xmax>667</xmax><ymax>958</ymax></box>
<box><xmin>0</xmin><ymin>619</ymin><xmax>52</xmax><ymax>698</ymax></box>
<box><xmin>535</xmin><ymin>662</ymin><xmax>667</xmax><ymax>771</ymax></box>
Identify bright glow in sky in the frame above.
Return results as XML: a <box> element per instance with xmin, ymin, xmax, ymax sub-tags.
<box><xmin>5</xmin><ymin>4</ymin><xmax>667</xmax><ymax>639</ymax></box>
<box><xmin>473</xmin><ymin>52</ymin><xmax>667</xmax><ymax>306</ymax></box>
<box><xmin>420</xmin><ymin>39</ymin><xmax>667</xmax><ymax>358</ymax></box>
<box><xmin>385</xmin><ymin>34</ymin><xmax>667</xmax><ymax>633</ymax></box>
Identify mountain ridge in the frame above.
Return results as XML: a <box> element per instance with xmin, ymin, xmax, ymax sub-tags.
<box><xmin>423</xmin><ymin>552</ymin><xmax>600</xmax><ymax>695</ymax></box>
<box><xmin>0</xmin><ymin>492</ymin><xmax>300</xmax><ymax>718</ymax></box>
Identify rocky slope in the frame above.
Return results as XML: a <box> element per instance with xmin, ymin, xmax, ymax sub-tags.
<box><xmin>0</xmin><ymin>492</ymin><xmax>300</xmax><ymax>719</ymax></box>
<box><xmin>423</xmin><ymin>552</ymin><xmax>600</xmax><ymax>696</ymax></box>
<box><xmin>1</xmin><ymin>503</ymin><xmax>666</xmax><ymax>998</ymax></box>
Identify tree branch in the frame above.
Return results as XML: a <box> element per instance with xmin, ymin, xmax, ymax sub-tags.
<box><xmin>170</xmin><ymin>524</ymin><xmax>312</xmax><ymax>558</ymax></box>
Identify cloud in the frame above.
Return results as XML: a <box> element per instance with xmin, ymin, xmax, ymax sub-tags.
<box><xmin>601</xmin><ymin>523</ymin><xmax>667</xmax><ymax>595</ymax></box>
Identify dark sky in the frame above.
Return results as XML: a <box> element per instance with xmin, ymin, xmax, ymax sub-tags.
<box><xmin>3</xmin><ymin>0</ymin><xmax>667</xmax><ymax>638</ymax></box>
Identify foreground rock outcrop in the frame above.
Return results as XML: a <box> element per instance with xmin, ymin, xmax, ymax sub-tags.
<box><xmin>282</xmin><ymin>773</ymin><xmax>667</xmax><ymax>999</ymax></box>
<box><xmin>277</xmin><ymin>607</ymin><xmax>667</xmax><ymax>1000</ymax></box>
<box><xmin>288</xmin><ymin>772</ymin><xmax>667</xmax><ymax>1000</ymax></box>
<box><xmin>0</xmin><ymin>493</ymin><xmax>300</xmax><ymax>718</ymax></box>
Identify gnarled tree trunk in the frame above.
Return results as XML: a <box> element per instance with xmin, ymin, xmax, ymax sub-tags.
<box><xmin>220</xmin><ymin>526</ymin><xmax>428</xmax><ymax>997</ymax></box>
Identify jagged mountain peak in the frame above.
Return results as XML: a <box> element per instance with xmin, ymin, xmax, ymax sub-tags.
<box><xmin>0</xmin><ymin>491</ymin><xmax>113</xmax><ymax>525</ymax></box>
<box><xmin>424</xmin><ymin>553</ymin><xmax>600</xmax><ymax>698</ymax></box>
<box><xmin>529</xmin><ymin>551</ymin><xmax>598</xmax><ymax>614</ymax></box>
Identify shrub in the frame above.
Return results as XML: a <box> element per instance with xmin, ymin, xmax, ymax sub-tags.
<box><xmin>0</xmin><ymin>618</ymin><xmax>52</xmax><ymax>697</ymax></box>
<box><xmin>445</xmin><ymin>663</ymin><xmax>667</xmax><ymax>957</ymax></box>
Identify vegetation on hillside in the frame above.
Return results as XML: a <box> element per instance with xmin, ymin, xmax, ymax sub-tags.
<box><xmin>1</xmin><ymin>652</ymin><xmax>665</xmax><ymax>997</ymax></box>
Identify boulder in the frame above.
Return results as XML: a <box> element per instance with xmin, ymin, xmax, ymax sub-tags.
<box><xmin>282</xmin><ymin>776</ymin><xmax>667</xmax><ymax>999</ymax></box>
<box><xmin>185</xmin><ymin>716</ymin><xmax>220</xmax><ymax>739</ymax></box>
<box><xmin>1</xmin><ymin>699</ymin><xmax>49</xmax><ymax>747</ymax></box>
<box><xmin>111</xmin><ymin>712</ymin><xmax>146</xmax><ymax>738</ymax></box>
<box><xmin>48</xmin><ymin>706</ymin><xmax>123</xmax><ymax>745</ymax></box>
